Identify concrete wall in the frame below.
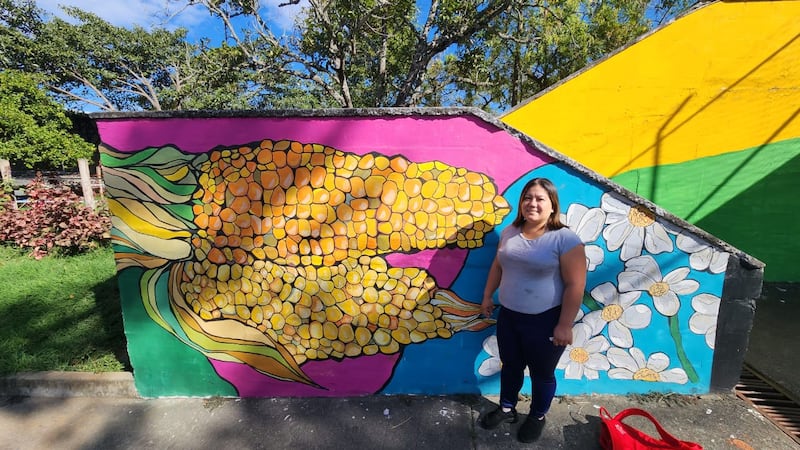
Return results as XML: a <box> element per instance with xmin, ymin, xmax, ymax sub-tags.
<box><xmin>94</xmin><ymin>109</ymin><xmax>761</xmax><ymax>398</ymax></box>
<box><xmin>501</xmin><ymin>0</ymin><xmax>800</xmax><ymax>282</ymax></box>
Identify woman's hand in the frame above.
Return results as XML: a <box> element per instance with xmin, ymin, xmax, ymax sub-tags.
<box><xmin>480</xmin><ymin>297</ymin><xmax>495</xmax><ymax>318</ymax></box>
<box><xmin>551</xmin><ymin>323</ymin><xmax>573</xmax><ymax>347</ymax></box>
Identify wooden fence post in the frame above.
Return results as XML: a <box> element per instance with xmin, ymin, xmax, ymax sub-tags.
<box><xmin>0</xmin><ymin>159</ymin><xmax>10</xmax><ymax>183</ymax></box>
<box><xmin>78</xmin><ymin>158</ymin><xmax>96</xmax><ymax>209</ymax></box>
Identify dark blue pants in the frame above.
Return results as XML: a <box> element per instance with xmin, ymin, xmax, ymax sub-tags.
<box><xmin>496</xmin><ymin>305</ymin><xmax>565</xmax><ymax>417</ymax></box>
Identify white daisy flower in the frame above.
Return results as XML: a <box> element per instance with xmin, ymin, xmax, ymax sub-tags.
<box><xmin>583</xmin><ymin>282</ymin><xmax>651</xmax><ymax>348</ymax></box>
<box><xmin>557</xmin><ymin>323</ymin><xmax>610</xmax><ymax>380</ymax></box>
<box><xmin>601</xmin><ymin>193</ymin><xmax>673</xmax><ymax>261</ymax></box>
<box><xmin>607</xmin><ymin>347</ymin><xmax>688</xmax><ymax>384</ymax></box>
<box><xmin>676</xmin><ymin>232</ymin><xmax>729</xmax><ymax>274</ymax></box>
<box><xmin>563</xmin><ymin>203</ymin><xmax>606</xmax><ymax>271</ymax></box>
<box><xmin>618</xmin><ymin>255</ymin><xmax>699</xmax><ymax>316</ymax></box>
<box><xmin>689</xmin><ymin>293</ymin><xmax>721</xmax><ymax>349</ymax></box>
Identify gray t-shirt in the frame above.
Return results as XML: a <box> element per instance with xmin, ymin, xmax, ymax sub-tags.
<box><xmin>497</xmin><ymin>225</ymin><xmax>582</xmax><ymax>314</ymax></box>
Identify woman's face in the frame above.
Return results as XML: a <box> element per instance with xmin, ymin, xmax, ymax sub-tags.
<box><xmin>520</xmin><ymin>184</ymin><xmax>554</xmax><ymax>226</ymax></box>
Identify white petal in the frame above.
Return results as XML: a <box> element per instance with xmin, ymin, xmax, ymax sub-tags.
<box><xmin>663</xmin><ymin>267</ymin><xmax>690</xmax><ymax>284</ymax></box>
<box><xmin>565</xmin><ymin>203</ymin><xmax>589</xmax><ymax>228</ymax></box>
<box><xmin>603</xmin><ymin>219</ymin><xmax>633</xmax><ymax>252</ymax></box>
<box><xmin>482</xmin><ymin>335</ymin><xmax>498</xmax><ymax>357</ymax></box>
<box><xmin>625</xmin><ymin>256</ymin><xmax>663</xmax><ymax>281</ymax></box>
<box><xmin>617</xmin><ymin>290</ymin><xmax>643</xmax><ymax>308</ymax></box>
<box><xmin>601</xmin><ymin>193</ymin><xmax>630</xmax><ymax>215</ymax></box>
<box><xmin>692</xmin><ymin>294</ymin><xmax>720</xmax><ymax>315</ymax></box>
<box><xmin>585</xmin><ymin>335</ymin><xmax>611</xmax><ymax>353</ymax></box>
<box><xmin>572</xmin><ymin>323</ymin><xmax>592</xmax><ymax>346</ymax></box>
<box><xmin>478</xmin><ymin>357</ymin><xmax>502</xmax><ymax>376</ymax></box>
<box><xmin>670</xmin><ymin>279</ymin><xmax>700</xmax><ymax>295</ymax></box>
<box><xmin>653</xmin><ymin>291</ymin><xmax>681</xmax><ymax>316</ymax></box>
<box><xmin>564</xmin><ymin>361</ymin><xmax>585</xmax><ymax>380</ymax></box>
<box><xmin>630</xmin><ymin>347</ymin><xmax>647</xmax><ymax>368</ymax></box>
<box><xmin>583</xmin><ymin>311</ymin><xmax>607</xmax><ymax>336</ymax></box>
<box><xmin>585</xmin><ymin>245</ymin><xmax>605</xmax><ymax>271</ymax></box>
<box><xmin>689</xmin><ymin>313</ymin><xmax>716</xmax><ymax>335</ymax></box>
<box><xmin>659</xmin><ymin>368</ymin><xmax>689</xmax><ymax>384</ymax></box>
<box><xmin>709</xmin><ymin>251</ymin><xmax>729</xmax><ymax>274</ymax></box>
<box><xmin>689</xmin><ymin>248</ymin><xmax>713</xmax><ymax>271</ymax></box>
<box><xmin>586</xmin><ymin>353</ymin><xmax>611</xmax><ymax>371</ymax></box>
<box><xmin>620</xmin><ymin>226</ymin><xmax>646</xmax><ymax>261</ymax></box>
<box><xmin>608</xmin><ymin>347</ymin><xmax>638</xmax><ymax>371</ymax></box>
<box><xmin>705</xmin><ymin>329</ymin><xmax>716</xmax><ymax>349</ymax></box>
<box><xmin>646</xmin><ymin>352</ymin><xmax>671</xmax><ymax>372</ymax></box>
<box><xmin>557</xmin><ymin>351</ymin><xmax>572</xmax><ymax>368</ymax></box>
<box><xmin>676</xmin><ymin>232</ymin><xmax>705</xmax><ymax>253</ymax></box>
<box><xmin>608</xmin><ymin>368</ymin><xmax>634</xmax><ymax>380</ymax></box>
<box><xmin>576</xmin><ymin>208</ymin><xmax>606</xmax><ymax>242</ymax></box>
<box><xmin>618</xmin><ymin>271</ymin><xmax>655</xmax><ymax>292</ymax></box>
<box><xmin>583</xmin><ymin>368</ymin><xmax>600</xmax><ymax>380</ymax></box>
<box><xmin>644</xmin><ymin>222</ymin><xmax>673</xmax><ymax>254</ymax></box>
<box><xmin>608</xmin><ymin>321</ymin><xmax>634</xmax><ymax>348</ymax></box>
<box><xmin>620</xmin><ymin>304</ymin><xmax>652</xmax><ymax>329</ymax></box>
<box><xmin>590</xmin><ymin>282</ymin><xmax>618</xmax><ymax>305</ymax></box>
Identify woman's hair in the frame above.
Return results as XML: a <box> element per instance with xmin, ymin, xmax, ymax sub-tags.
<box><xmin>511</xmin><ymin>177</ymin><xmax>567</xmax><ymax>230</ymax></box>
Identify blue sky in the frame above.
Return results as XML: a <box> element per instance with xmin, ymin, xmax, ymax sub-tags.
<box><xmin>34</xmin><ymin>0</ymin><xmax>308</xmax><ymax>43</ymax></box>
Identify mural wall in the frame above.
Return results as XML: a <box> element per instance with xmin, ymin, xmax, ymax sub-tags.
<box><xmin>94</xmin><ymin>110</ymin><xmax>761</xmax><ymax>398</ymax></box>
<box><xmin>501</xmin><ymin>0</ymin><xmax>800</xmax><ymax>282</ymax></box>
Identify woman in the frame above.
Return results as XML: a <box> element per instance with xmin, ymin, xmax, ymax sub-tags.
<box><xmin>479</xmin><ymin>177</ymin><xmax>586</xmax><ymax>443</ymax></box>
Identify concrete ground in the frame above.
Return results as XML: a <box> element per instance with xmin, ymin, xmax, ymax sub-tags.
<box><xmin>1</xmin><ymin>392</ymin><xmax>796</xmax><ymax>450</ymax></box>
<box><xmin>0</xmin><ymin>283</ymin><xmax>797</xmax><ymax>450</ymax></box>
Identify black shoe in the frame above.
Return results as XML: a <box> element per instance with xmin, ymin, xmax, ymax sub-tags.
<box><xmin>480</xmin><ymin>407</ymin><xmax>518</xmax><ymax>429</ymax></box>
<box><xmin>518</xmin><ymin>414</ymin><xmax>546</xmax><ymax>443</ymax></box>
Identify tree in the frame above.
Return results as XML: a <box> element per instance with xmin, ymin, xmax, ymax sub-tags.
<box><xmin>439</xmin><ymin>0</ymin><xmax>696</xmax><ymax>111</ymax></box>
<box><xmin>182</xmin><ymin>0</ymin><xmax>516</xmax><ymax>107</ymax></box>
<box><xmin>0</xmin><ymin>70</ymin><xmax>94</xmax><ymax>169</ymax></box>
<box><xmin>0</xmin><ymin>1</ymin><xmax>256</xmax><ymax>111</ymax></box>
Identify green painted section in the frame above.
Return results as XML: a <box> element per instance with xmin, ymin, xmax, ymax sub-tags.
<box><xmin>612</xmin><ymin>138</ymin><xmax>800</xmax><ymax>282</ymax></box>
<box><xmin>118</xmin><ymin>267</ymin><xmax>237</xmax><ymax>397</ymax></box>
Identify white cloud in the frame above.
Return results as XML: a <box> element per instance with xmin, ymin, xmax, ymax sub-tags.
<box><xmin>36</xmin><ymin>0</ymin><xmax>177</xmax><ymax>28</ymax></box>
<box><xmin>34</xmin><ymin>0</ymin><xmax>306</xmax><ymax>39</ymax></box>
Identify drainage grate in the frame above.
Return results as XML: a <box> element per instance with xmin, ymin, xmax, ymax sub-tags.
<box><xmin>735</xmin><ymin>364</ymin><xmax>800</xmax><ymax>445</ymax></box>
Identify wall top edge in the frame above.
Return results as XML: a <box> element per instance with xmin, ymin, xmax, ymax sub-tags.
<box><xmin>86</xmin><ymin>107</ymin><xmax>765</xmax><ymax>272</ymax></box>
<box><xmin>88</xmin><ymin>107</ymin><xmax>491</xmax><ymax>121</ymax></box>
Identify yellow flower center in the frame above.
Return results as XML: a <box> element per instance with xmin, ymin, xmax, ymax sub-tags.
<box><xmin>648</xmin><ymin>281</ymin><xmax>670</xmax><ymax>297</ymax></box>
<box><xmin>569</xmin><ymin>347</ymin><xmax>590</xmax><ymax>364</ymax></box>
<box><xmin>627</xmin><ymin>205</ymin><xmax>656</xmax><ymax>227</ymax></box>
<box><xmin>633</xmin><ymin>368</ymin><xmax>660</xmax><ymax>382</ymax></box>
<box><xmin>601</xmin><ymin>304</ymin><xmax>623</xmax><ymax>322</ymax></box>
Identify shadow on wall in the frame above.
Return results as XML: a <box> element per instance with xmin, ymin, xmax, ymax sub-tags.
<box><xmin>695</xmin><ymin>152</ymin><xmax>800</xmax><ymax>281</ymax></box>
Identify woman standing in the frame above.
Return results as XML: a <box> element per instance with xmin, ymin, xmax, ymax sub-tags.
<box><xmin>479</xmin><ymin>177</ymin><xmax>586</xmax><ymax>443</ymax></box>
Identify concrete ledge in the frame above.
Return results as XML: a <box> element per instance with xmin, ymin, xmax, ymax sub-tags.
<box><xmin>0</xmin><ymin>371</ymin><xmax>138</xmax><ymax>398</ymax></box>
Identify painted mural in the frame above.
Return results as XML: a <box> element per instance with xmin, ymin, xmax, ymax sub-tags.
<box><xmin>95</xmin><ymin>112</ymin><xmax>737</xmax><ymax>398</ymax></box>
<box><xmin>501</xmin><ymin>0</ymin><xmax>800</xmax><ymax>282</ymax></box>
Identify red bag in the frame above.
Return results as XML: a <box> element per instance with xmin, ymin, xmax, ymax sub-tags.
<box><xmin>599</xmin><ymin>407</ymin><xmax>703</xmax><ymax>450</ymax></box>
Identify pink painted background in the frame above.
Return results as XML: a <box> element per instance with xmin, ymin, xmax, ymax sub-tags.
<box><xmin>97</xmin><ymin>114</ymin><xmax>552</xmax><ymax>396</ymax></box>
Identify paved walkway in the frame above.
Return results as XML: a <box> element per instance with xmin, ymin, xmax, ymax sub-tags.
<box><xmin>1</xmin><ymin>392</ymin><xmax>796</xmax><ymax>449</ymax></box>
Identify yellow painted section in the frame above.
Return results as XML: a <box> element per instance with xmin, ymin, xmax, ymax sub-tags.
<box><xmin>502</xmin><ymin>1</ymin><xmax>800</xmax><ymax>177</ymax></box>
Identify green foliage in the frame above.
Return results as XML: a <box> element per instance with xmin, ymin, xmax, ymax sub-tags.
<box><xmin>1</xmin><ymin>1</ymin><xmax>258</xmax><ymax>111</ymax></box>
<box><xmin>0</xmin><ymin>245</ymin><xmax>127</xmax><ymax>375</ymax></box>
<box><xmin>2</xmin><ymin>0</ymin><xmax>695</xmax><ymax>111</ymax></box>
<box><xmin>0</xmin><ymin>70</ymin><xmax>95</xmax><ymax>168</ymax></box>
<box><xmin>441</xmin><ymin>0</ymin><xmax>695</xmax><ymax>111</ymax></box>
<box><xmin>0</xmin><ymin>177</ymin><xmax>111</xmax><ymax>258</ymax></box>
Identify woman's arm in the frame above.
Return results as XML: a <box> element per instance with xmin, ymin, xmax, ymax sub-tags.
<box><xmin>552</xmin><ymin>244</ymin><xmax>586</xmax><ymax>346</ymax></box>
<box><xmin>481</xmin><ymin>256</ymin><xmax>502</xmax><ymax>318</ymax></box>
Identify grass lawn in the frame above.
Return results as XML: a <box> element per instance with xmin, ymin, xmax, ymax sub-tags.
<box><xmin>0</xmin><ymin>245</ymin><xmax>129</xmax><ymax>376</ymax></box>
